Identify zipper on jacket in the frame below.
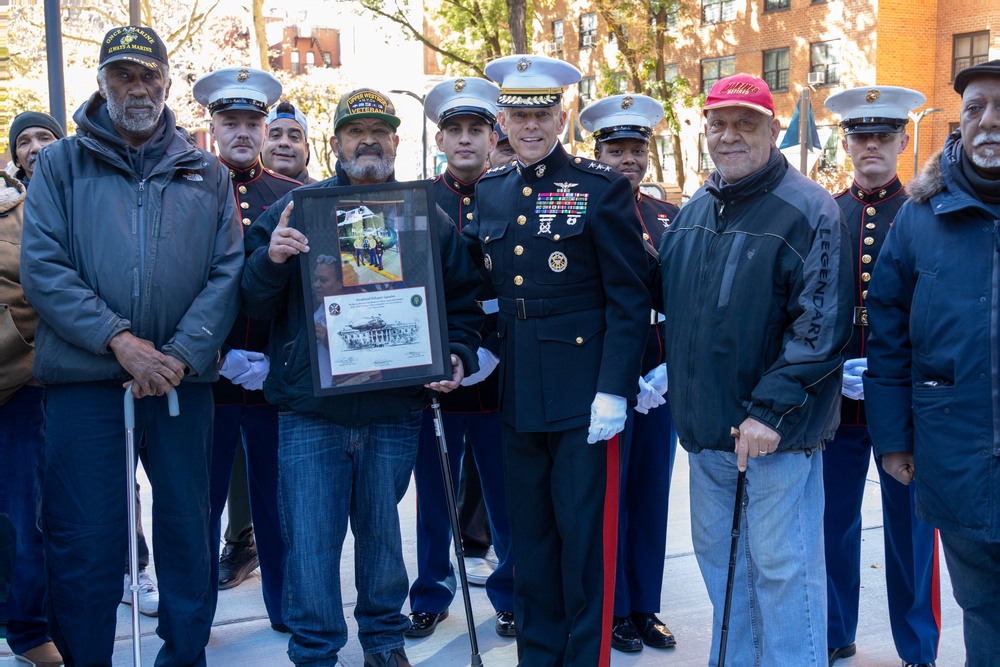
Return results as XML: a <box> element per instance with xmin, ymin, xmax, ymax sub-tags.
<box><xmin>138</xmin><ymin>179</ymin><xmax>145</xmax><ymax>208</ymax></box>
<box><xmin>992</xmin><ymin>221</ymin><xmax>999</xmax><ymax>455</ymax></box>
<box><xmin>137</xmin><ymin>177</ymin><xmax>147</xmax><ymax>338</ymax></box>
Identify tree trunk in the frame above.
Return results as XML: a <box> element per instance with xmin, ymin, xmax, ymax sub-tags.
<box><xmin>252</xmin><ymin>0</ymin><xmax>270</xmax><ymax>71</ymax></box>
<box><xmin>506</xmin><ymin>0</ymin><xmax>527</xmax><ymax>53</ymax></box>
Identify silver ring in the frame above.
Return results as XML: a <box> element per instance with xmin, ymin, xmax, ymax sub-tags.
<box><xmin>758</xmin><ymin>449</ymin><xmax>767</xmax><ymax>455</ymax></box>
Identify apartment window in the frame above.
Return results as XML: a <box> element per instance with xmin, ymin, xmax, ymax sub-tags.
<box><xmin>701</xmin><ymin>55</ymin><xmax>735</xmax><ymax>93</ymax></box>
<box><xmin>321</xmin><ymin>51</ymin><xmax>333</xmax><ymax>67</ymax></box>
<box><xmin>580</xmin><ymin>13</ymin><xmax>598</xmax><ymax>48</ymax></box>
<box><xmin>763</xmin><ymin>48</ymin><xmax>790</xmax><ymax>92</ymax></box>
<box><xmin>952</xmin><ymin>31</ymin><xmax>990</xmax><ymax>80</ymax></box>
<box><xmin>650</xmin><ymin>1</ymin><xmax>679</xmax><ymax>29</ymax></box>
<box><xmin>764</xmin><ymin>0</ymin><xmax>790</xmax><ymax>10</ymax></box>
<box><xmin>551</xmin><ymin>20</ymin><xmax>564</xmax><ymax>54</ymax></box>
<box><xmin>611</xmin><ymin>71</ymin><xmax>629</xmax><ymax>94</ymax></box>
<box><xmin>579</xmin><ymin>77</ymin><xmax>597</xmax><ymax>109</ymax></box>
<box><xmin>290</xmin><ymin>50</ymin><xmax>300</xmax><ymax>74</ymax></box>
<box><xmin>665</xmin><ymin>64</ymin><xmax>679</xmax><ymax>82</ymax></box>
<box><xmin>810</xmin><ymin>40</ymin><xmax>840</xmax><ymax>86</ymax></box>
<box><xmin>654</xmin><ymin>135</ymin><xmax>678</xmax><ymax>183</ymax></box>
<box><xmin>699</xmin><ymin>133</ymin><xmax>715</xmax><ymax>172</ymax></box>
<box><xmin>305</xmin><ymin>51</ymin><xmax>315</xmax><ymax>72</ymax></box>
<box><xmin>702</xmin><ymin>0</ymin><xmax>737</xmax><ymax>25</ymax></box>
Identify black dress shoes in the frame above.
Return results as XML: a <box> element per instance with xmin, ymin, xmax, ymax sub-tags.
<box><xmin>495</xmin><ymin>611</ymin><xmax>516</xmax><ymax>637</ymax></box>
<box><xmin>903</xmin><ymin>662</ymin><xmax>936</xmax><ymax>666</ymax></box>
<box><xmin>611</xmin><ymin>615</ymin><xmax>643</xmax><ymax>652</ymax></box>
<box><xmin>363</xmin><ymin>648</ymin><xmax>412</xmax><ymax>667</ymax></box>
<box><xmin>828</xmin><ymin>643</ymin><xmax>857</xmax><ymax>665</ymax></box>
<box><xmin>630</xmin><ymin>612</ymin><xmax>677</xmax><ymax>648</ymax></box>
<box><xmin>403</xmin><ymin>609</ymin><xmax>449</xmax><ymax>637</ymax></box>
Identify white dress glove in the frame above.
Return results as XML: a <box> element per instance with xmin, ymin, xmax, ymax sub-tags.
<box><xmin>221</xmin><ymin>349</ymin><xmax>270</xmax><ymax>391</ymax></box>
<box><xmin>635</xmin><ymin>364</ymin><xmax>668</xmax><ymax>414</ymax></box>
<box><xmin>587</xmin><ymin>392</ymin><xmax>628</xmax><ymax>444</ymax></box>
<box><xmin>842</xmin><ymin>357</ymin><xmax>867</xmax><ymax>401</ymax></box>
<box><xmin>460</xmin><ymin>348</ymin><xmax>500</xmax><ymax>386</ymax></box>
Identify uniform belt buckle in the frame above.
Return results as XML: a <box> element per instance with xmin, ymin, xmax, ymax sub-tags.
<box><xmin>516</xmin><ymin>298</ymin><xmax>527</xmax><ymax>320</ymax></box>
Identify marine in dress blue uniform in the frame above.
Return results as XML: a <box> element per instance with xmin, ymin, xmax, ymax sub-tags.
<box><xmin>823</xmin><ymin>85</ymin><xmax>940</xmax><ymax>667</ymax></box>
<box><xmin>404</xmin><ymin>77</ymin><xmax>516</xmax><ymax>640</ymax></box>
<box><xmin>466</xmin><ymin>55</ymin><xmax>650</xmax><ymax>667</ymax></box>
<box><xmin>581</xmin><ymin>94</ymin><xmax>680</xmax><ymax>654</ymax></box>
<box><xmin>193</xmin><ymin>67</ymin><xmax>301</xmax><ymax>630</ymax></box>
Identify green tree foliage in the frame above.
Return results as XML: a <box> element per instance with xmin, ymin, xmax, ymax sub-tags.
<box><xmin>354</xmin><ymin>0</ymin><xmax>536</xmax><ymax>76</ymax></box>
<box><xmin>595</xmin><ymin>0</ymin><xmax>697</xmax><ymax>188</ymax></box>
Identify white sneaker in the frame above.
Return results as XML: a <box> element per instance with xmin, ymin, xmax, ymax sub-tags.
<box><xmin>122</xmin><ymin>571</ymin><xmax>160</xmax><ymax>617</ymax></box>
<box><xmin>483</xmin><ymin>546</ymin><xmax>499</xmax><ymax>568</ymax></box>
<box><xmin>464</xmin><ymin>551</ymin><xmax>498</xmax><ymax>587</ymax></box>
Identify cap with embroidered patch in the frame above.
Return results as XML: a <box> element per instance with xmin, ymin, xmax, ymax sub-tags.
<box><xmin>485</xmin><ymin>55</ymin><xmax>581</xmax><ymax>108</ymax></box>
<box><xmin>424</xmin><ymin>77</ymin><xmax>500</xmax><ymax>127</ymax></box>
<box><xmin>703</xmin><ymin>73</ymin><xmax>775</xmax><ymax>117</ymax></box>
<box><xmin>99</xmin><ymin>26</ymin><xmax>169</xmax><ymax>71</ymax></box>
<box><xmin>825</xmin><ymin>86</ymin><xmax>926</xmax><ymax>134</ymax></box>
<box><xmin>580</xmin><ymin>94</ymin><xmax>664</xmax><ymax>142</ymax></box>
<box><xmin>334</xmin><ymin>89</ymin><xmax>400</xmax><ymax>130</ymax></box>
<box><xmin>193</xmin><ymin>67</ymin><xmax>282</xmax><ymax>116</ymax></box>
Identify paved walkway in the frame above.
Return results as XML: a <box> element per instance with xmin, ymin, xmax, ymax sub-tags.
<box><xmin>2</xmin><ymin>449</ymin><xmax>965</xmax><ymax>666</ymax></box>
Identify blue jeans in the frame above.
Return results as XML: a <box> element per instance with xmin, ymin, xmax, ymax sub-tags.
<box><xmin>0</xmin><ymin>386</ymin><xmax>51</xmax><ymax>655</ymax></box>
<box><xmin>42</xmin><ymin>381</ymin><xmax>214</xmax><ymax>667</ymax></box>
<box><xmin>690</xmin><ymin>448</ymin><xmax>827</xmax><ymax>667</ymax></box>
<box><xmin>278</xmin><ymin>411</ymin><xmax>420</xmax><ymax>666</ymax></box>
<box><xmin>938</xmin><ymin>530</ymin><xmax>1000</xmax><ymax>666</ymax></box>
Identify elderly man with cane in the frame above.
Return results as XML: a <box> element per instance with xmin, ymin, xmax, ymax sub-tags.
<box><xmin>657</xmin><ymin>73</ymin><xmax>852</xmax><ymax>666</ymax></box>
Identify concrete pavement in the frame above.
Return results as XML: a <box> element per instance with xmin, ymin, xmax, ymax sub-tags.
<box><xmin>3</xmin><ymin>448</ymin><xmax>966</xmax><ymax>666</ymax></box>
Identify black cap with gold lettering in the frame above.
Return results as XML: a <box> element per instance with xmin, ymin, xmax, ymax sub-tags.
<box><xmin>99</xmin><ymin>26</ymin><xmax>169</xmax><ymax>71</ymax></box>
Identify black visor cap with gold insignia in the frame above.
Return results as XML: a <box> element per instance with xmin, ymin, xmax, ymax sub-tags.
<box><xmin>439</xmin><ymin>105</ymin><xmax>497</xmax><ymax>127</ymax></box>
<box><xmin>593</xmin><ymin>124</ymin><xmax>652</xmax><ymax>142</ymax></box>
<box><xmin>99</xmin><ymin>26</ymin><xmax>168</xmax><ymax>71</ymax></box>
<box><xmin>840</xmin><ymin>117</ymin><xmax>907</xmax><ymax>135</ymax></box>
<box><xmin>208</xmin><ymin>97</ymin><xmax>270</xmax><ymax>115</ymax></box>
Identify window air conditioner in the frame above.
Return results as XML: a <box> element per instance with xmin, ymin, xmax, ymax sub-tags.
<box><xmin>807</xmin><ymin>71</ymin><xmax>826</xmax><ymax>86</ymax></box>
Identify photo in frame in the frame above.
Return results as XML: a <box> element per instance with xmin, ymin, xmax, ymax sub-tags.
<box><xmin>293</xmin><ymin>181</ymin><xmax>451</xmax><ymax>396</ymax></box>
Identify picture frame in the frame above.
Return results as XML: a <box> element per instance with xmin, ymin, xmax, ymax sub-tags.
<box><xmin>292</xmin><ymin>180</ymin><xmax>451</xmax><ymax>396</ymax></box>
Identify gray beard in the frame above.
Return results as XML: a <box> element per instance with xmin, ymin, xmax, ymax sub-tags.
<box><xmin>107</xmin><ymin>94</ymin><xmax>164</xmax><ymax>138</ymax></box>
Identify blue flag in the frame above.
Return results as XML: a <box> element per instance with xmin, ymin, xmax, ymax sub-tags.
<box><xmin>779</xmin><ymin>103</ymin><xmax>822</xmax><ymax>150</ymax></box>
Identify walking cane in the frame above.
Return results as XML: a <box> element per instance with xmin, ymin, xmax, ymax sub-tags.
<box><xmin>718</xmin><ymin>426</ymin><xmax>747</xmax><ymax>667</ymax></box>
<box><xmin>124</xmin><ymin>387</ymin><xmax>180</xmax><ymax>667</ymax></box>
<box><xmin>429</xmin><ymin>396</ymin><xmax>484</xmax><ymax>667</ymax></box>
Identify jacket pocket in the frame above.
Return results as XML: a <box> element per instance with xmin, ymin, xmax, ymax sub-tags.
<box><xmin>532</xmin><ymin>215</ymin><xmax>587</xmax><ymax>286</ymax></box>
<box><xmin>479</xmin><ymin>218</ymin><xmax>509</xmax><ymax>287</ymax></box>
<box><xmin>537</xmin><ymin>310</ymin><xmax>605</xmax><ymax>422</ymax></box>
<box><xmin>0</xmin><ymin>304</ymin><xmax>33</xmax><ymax>391</ymax></box>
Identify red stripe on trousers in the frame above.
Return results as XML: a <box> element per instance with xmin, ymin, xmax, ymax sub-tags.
<box><xmin>599</xmin><ymin>434</ymin><xmax>621</xmax><ymax>667</ymax></box>
<box><xmin>931</xmin><ymin>528</ymin><xmax>942</xmax><ymax>651</ymax></box>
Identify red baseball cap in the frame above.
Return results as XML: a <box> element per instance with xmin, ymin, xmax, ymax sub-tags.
<box><xmin>703</xmin><ymin>73</ymin><xmax>775</xmax><ymax>117</ymax></box>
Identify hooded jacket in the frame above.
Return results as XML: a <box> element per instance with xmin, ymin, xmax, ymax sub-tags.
<box><xmin>658</xmin><ymin>151</ymin><xmax>853</xmax><ymax>453</ymax></box>
<box><xmin>20</xmin><ymin>93</ymin><xmax>244</xmax><ymax>384</ymax></box>
<box><xmin>0</xmin><ymin>173</ymin><xmax>33</xmax><ymax>403</ymax></box>
<box><xmin>241</xmin><ymin>162</ymin><xmax>483</xmax><ymax>425</ymax></box>
<box><xmin>864</xmin><ymin>132</ymin><xmax>1000</xmax><ymax>542</ymax></box>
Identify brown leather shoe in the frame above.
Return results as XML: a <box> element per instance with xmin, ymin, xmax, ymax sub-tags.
<box><xmin>14</xmin><ymin>641</ymin><xmax>64</xmax><ymax>667</ymax></box>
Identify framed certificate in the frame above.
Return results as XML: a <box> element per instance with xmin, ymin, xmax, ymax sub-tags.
<box><xmin>293</xmin><ymin>181</ymin><xmax>451</xmax><ymax>395</ymax></box>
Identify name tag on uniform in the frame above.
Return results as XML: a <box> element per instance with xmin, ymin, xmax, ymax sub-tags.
<box><xmin>853</xmin><ymin>306</ymin><xmax>868</xmax><ymax>327</ymax></box>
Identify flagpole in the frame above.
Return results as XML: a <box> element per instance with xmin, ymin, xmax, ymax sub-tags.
<box><xmin>798</xmin><ymin>89</ymin><xmax>809</xmax><ymax>176</ymax></box>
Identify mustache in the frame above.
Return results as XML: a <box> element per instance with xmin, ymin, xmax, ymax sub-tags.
<box><xmin>972</xmin><ymin>132</ymin><xmax>1000</xmax><ymax>146</ymax></box>
<box><xmin>355</xmin><ymin>144</ymin><xmax>383</xmax><ymax>158</ymax></box>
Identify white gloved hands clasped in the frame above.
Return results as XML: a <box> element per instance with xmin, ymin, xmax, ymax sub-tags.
<box><xmin>635</xmin><ymin>363</ymin><xmax>668</xmax><ymax>415</ymax></box>
<box><xmin>841</xmin><ymin>357</ymin><xmax>867</xmax><ymax>401</ymax></box>
<box><xmin>587</xmin><ymin>392</ymin><xmax>628</xmax><ymax>444</ymax></box>
<box><xmin>220</xmin><ymin>349</ymin><xmax>270</xmax><ymax>391</ymax></box>
<box><xmin>460</xmin><ymin>348</ymin><xmax>500</xmax><ymax>386</ymax></box>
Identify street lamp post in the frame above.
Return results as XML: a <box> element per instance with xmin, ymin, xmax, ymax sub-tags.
<box><xmin>909</xmin><ymin>107</ymin><xmax>943</xmax><ymax>177</ymax></box>
<box><xmin>390</xmin><ymin>89</ymin><xmax>428</xmax><ymax>180</ymax></box>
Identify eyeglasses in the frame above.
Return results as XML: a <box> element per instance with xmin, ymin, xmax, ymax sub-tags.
<box><xmin>317</xmin><ymin>254</ymin><xmax>337</xmax><ymax>264</ymax></box>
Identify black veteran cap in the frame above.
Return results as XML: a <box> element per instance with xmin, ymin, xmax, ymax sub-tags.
<box><xmin>580</xmin><ymin>94</ymin><xmax>664</xmax><ymax>142</ymax></box>
<box><xmin>99</xmin><ymin>26</ymin><xmax>168</xmax><ymax>71</ymax></box>
<box><xmin>485</xmin><ymin>54</ymin><xmax>581</xmax><ymax>108</ymax></box>
<box><xmin>824</xmin><ymin>86</ymin><xmax>926</xmax><ymax>135</ymax></box>
<box><xmin>424</xmin><ymin>77</ymin><xmax>500</xmax><ymax>127</ymax></box>
<box><xmin>334</xmin><ymin>89</ymin><xmax>401</xmax><ymax>130</ymax></box>
<box><xmin>954</xmin><ymin>59</ymin><xmax>1000</xmax><ymax>95</ymax></box>
<box><xmin>193</xmin><ymin>67</ymin><xmax>282</xmax><ymax>116</ymax></box>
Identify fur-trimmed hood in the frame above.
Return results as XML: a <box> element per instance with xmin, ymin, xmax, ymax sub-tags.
<box><xmin>906</xmin><ymin>148</ymin><xmax>946</xmax><ymax>204</ymax></box>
